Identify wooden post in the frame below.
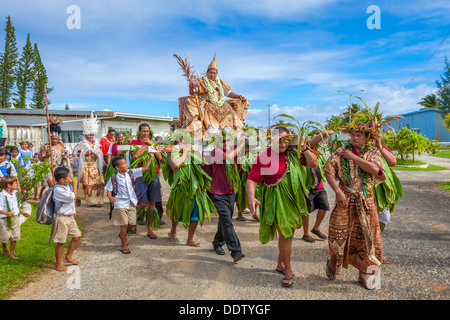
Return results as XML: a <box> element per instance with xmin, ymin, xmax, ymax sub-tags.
<box><xmin>44</xmin><ymin>86</ymin><xmax>55</xmax><ymax>183</ymax></box>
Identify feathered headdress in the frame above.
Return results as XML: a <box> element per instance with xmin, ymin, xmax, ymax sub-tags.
<box><xmin>49</xmin><ymin>115</ymin><xmax>62</xmax><ymax>137</ymax></box>
<box><xmin>82</xmin><ymin>112</ymin><xmax>100</xmax><ymax>135</ymax></box>
<box><xmin>341</xmin><ymin>97</ymin><xmax>404</xmax><ymax>140</ymax></box>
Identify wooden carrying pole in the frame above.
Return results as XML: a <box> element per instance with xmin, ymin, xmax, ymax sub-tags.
<box><xmin>44</xmin><ymin>86</ymin><xmax>55</xmax><ymax>183</ymax></box>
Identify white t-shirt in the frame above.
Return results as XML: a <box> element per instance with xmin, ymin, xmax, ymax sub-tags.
<box><xmin>53</xmin><ymin>184</ymin><xmax>76</xmax><ymax>216</ymax></box>
<box><xmin>0</xmin><ymin>190</ymin><xmax>20</xmax><ymax>218</ymax></box>
<box><xmin>105</xmin><ymin>168</ymin><xmax>142</xmax><ymax>209</ymax></box>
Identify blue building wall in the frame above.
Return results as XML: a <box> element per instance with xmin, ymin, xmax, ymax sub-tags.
<box><xmin>389</xmin><ymin>108</ymin><xmax>450</xmax><ymax>142</ymax></box>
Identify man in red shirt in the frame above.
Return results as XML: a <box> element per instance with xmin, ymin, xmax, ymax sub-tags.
<box><xmin>100</xmin><ymin>128</ymin><xmax>115</xmax><ymax>168</ymax></box>
<box><xmin>207</xmin><ymin>133</ymin><xmax>246</xmax><ymax>263</ymax></box>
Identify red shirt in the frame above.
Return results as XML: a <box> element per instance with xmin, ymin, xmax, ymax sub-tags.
<box><xmin>248</xmin><ymin>148</ymin><xmax>288</xmax><ymax>185</ymax></box>
<box><xmin>131</xmin><ymin>140</ymin><xmax>159</xmax><ymax>175</ymax></box>
<box><xmin>100</xmin><ymin>135</ymin><xmax>114</xmax><ymax>156</ymax></box>
<box><xmin>208</xmin><ymin>148</ymin><xmax>236</xmax><ymax>195</ymax></box>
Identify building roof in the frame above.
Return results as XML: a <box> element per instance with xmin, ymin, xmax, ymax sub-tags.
<box><xmin>0</xmin><ymin>109</ymin><xmax>178</xmax><ymax>126</ymax></box>
<box><xmin>399</xmin><ymin>108</ymin><xmax>442</xmax><ymax>117</ymax></box>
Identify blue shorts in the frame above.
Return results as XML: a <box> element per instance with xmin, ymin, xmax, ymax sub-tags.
<box><xmin>179</xmin><ymin>200</ymin><xmax>200</xmax><ymax>222</ymax></box>
<box><xmin>135</xmin><ymin>175</ymin><xmax>162</xmax><ymax>204</ymax></box>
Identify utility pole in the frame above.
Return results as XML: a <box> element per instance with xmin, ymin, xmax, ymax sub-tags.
<box><xmin>268</xmin><ymin>104</ymin><xmax>271</xmax><ymax>128</ymax></box>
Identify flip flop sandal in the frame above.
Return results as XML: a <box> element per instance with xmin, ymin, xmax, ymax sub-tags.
<box><xmin>168</xmin><ymin>233</ymin><xmax>179</xmax><ymax>242</ymax></box>
<box><xmin>282</xmin><ymin>276</ymin><xmax>294</xmax><ymax>287</ymax></box>
<box><xmin>120</xmin><ymin>249</ymin><xmax>131</xmax><ymax>254</ymax></box>
<box><xmin>236</xmin><ymin>217</ymin><xmax>247</xmax><ymax>221</ymax></box>
<box><xmin>275</xmin><ymin>268</ymin><xmax>285</xmax><ymax>274</ymax></box>
<box><xmin>326</xmin><ymin>258</ymin><xmax>337</xmax><ymax>280</ymax></box>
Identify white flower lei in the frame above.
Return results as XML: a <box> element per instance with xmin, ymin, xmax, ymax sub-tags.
<box><xmin>203</xmin><ymin>74</ymin><xmax>225</xmax><ymax>106</ymax></box>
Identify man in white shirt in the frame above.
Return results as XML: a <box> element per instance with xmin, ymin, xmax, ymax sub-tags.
<box><xmin>105</xmin><ymin>154</ymin><xmax>154</xmax><ymax>254</ymax></box>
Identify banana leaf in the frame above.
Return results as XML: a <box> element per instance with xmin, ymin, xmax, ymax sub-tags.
<box><xmin>164</xmin><ymin>151</ymin><xmax>217</xmax><ymax>228</ymax></box>
<box><xmin>258</xmin><ymin>152</ymin><xmax>309</xmax><ymax>244</ymax></box>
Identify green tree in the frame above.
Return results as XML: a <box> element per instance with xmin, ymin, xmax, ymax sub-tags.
<box><xmin>444</xmin><ymin>113</ymin><xmax>450</xmax><ymax>132</ymax></box>
<box><xmin>30</xmin><ymin>43</ymin><xmax>52</xmax><ymax>109</ymax></box>
<box><xmin>325</xmin><ymin>115</ymin><xmax>345</xmax><ymax>132</ymax></box>
<box><xmin>418</xmin><ymin>93</ymin><xmax>441</xmax><ymax>110</ymax></box>
<box><xmin>13</xmin><ymin>33</ymin><xmax>35</xmax><ymax>108</ymax></box>
<box><xmin>435</xmin><ymin>56</ymin><xmax>450</xmax><ymax>115</ymax></box>
<box><xmin>0</xmin><ymin>16</ymin><xmax>19</xmax><ymax>108</ymax></box>
<box><xmin>386</xmin><ymin>127</ymin><xmax>432</xmax><ymax>163</ymax></box>
<box><xmin>65</xmin><ymin>103</ymin><xmax>70</xmax><ymax>110</ymax></box>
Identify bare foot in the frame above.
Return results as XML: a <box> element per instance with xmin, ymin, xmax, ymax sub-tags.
<box><xmin>186</xmin><ymin>240</ymin><xmax>201</xmax><ymax>247</ymax></box>
<box><xmin>2</xmin><ymin>248</ymin><xmax>10</xmax><ymax>255</ymax></box>
<box><xmin>63</xmin><ymin>257</ymin><xmax>80</xmax><ymax>265</ymax></box>
<box><xmin>54</xmin><ymin>264</ymin><xmax>68</xmax><ymax>272</ymax></box>
<box><xmin>9</xmin><ymin>254</ymin><xmax>19</xmax><ymax>259</ymax></box>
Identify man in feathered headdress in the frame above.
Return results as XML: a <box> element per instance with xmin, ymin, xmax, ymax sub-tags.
<box><xmin>176</xmin><ymin>53</ymin><xmax>249</xmax><ymax>135</ymax></box>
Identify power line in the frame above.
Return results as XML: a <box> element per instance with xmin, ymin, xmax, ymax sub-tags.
<box><xmin>380</xmin><ymin>29</ymin><xmax>450</xmax><ymax>107</ymax></box>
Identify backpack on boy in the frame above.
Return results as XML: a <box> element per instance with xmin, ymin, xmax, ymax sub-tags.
<box><xmin>108</xmin><ymin>169</ymin><xmax>136</xmax><ymax>220</ymax></box>
<box><xmin>36</xmin><ymin>185</ymin><xmax>60</xmax><ymax>244</ymax></box>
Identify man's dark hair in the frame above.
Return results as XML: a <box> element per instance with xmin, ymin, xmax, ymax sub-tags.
<box><xmin>10</xmin><ymin>146</ymin><xmax>18</xmax><ymax>152</ymax></box>
<box><xmin>0</xmin><ymin>148</ymin><xmax>7</xmax><ymax>156</ymax></box>
<box><xmin>111</xmin><ymin>156</ymin><xmax>125</xmax><ymax>170</ymax></box>
<box><xmin>54</xmin><ymin>167</ymin><xmax>70</xmax><ymax>182</ymax></box>
<box><xmin>138</xmin><ymin>123</ymin><xmax>150</xmax><ymax>132</ymax></box>
<box><xmin>272</xmin><ymin>126</ymin><xmax>289</xmax><ymax>135</ymax></box>
<box><xmin>115</xmin><ymin>131</ymin><xmax>124</xmax><ymax>138</ymax></box>
<box><xmin>108</xmin><ymin>128</ymin><xmax>116</xmax><ymax>134</ymax></box>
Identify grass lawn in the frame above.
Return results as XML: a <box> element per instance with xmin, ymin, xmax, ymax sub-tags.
<box><xmin>431</xmin><ymin>150</ymin><xmax>450</xmax><ymax>158</ymax></box>
<box><xmin>396</xmin><ymin>159</ymin><xmax>427</xmax><ymax>166</ymax></box>
<box><xmin>0</xmin><ymin>202</ymin><xmax>84</xmax><ymax>300</ymax></box>
<box><xmin>439</xmin><ymin>182</ymin><xmax>450</xmax><ymax>191</ymax></box>
<box><xmin>394</xmin><ymin>164</ymin><xmax>448</xmax><ymax>171</ymax></box>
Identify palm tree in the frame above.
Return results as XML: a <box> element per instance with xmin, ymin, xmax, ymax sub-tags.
<box><xmin>418</xmin><ymin>94</ymin><xmax>441</xmax><ymax>110</ymax></box>
<box><xmin>325</xmin><ymin>115</ymin><xmax>345</xmax><ymax>132</ymax></box>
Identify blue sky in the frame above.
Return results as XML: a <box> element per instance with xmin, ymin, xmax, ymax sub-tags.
<box><xmin>2</xmin><ymin>0</ymin><xmax>450</xmax><ymax>127</ymax></box>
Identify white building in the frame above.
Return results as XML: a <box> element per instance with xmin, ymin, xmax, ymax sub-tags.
<box><xmin>0</xmin><ymin>109</ymin><xmax>179</xmax><ymax>152</ymax></box>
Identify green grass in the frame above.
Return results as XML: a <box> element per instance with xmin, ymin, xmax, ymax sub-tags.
<box><xmin>431</xmin><ymin>150</ymin><xmax>450</xmax><ymax>158</ymax></box>
<box><xmin>0</xmin><ymin>202</ymin><xmax>84</xmax><ymax>300</ymax></box>
<box><xmin>393</xmin><ymin>164</ymin><xmax>448</xmax><ymax>171</ymax></box>
<box><xmin>439</xmin><ymin>182</ymin><xmax>450</xmax><ymax>191</ymax></box>
<box><xmin>396</xmin><ymin>159</ymin><xmax>427</xmax><ymax>166</ymax></box>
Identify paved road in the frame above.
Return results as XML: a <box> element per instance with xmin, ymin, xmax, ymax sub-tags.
<box><xmin>9</xmin><ymin>155</ymin><xmax>450</xmax><ymax>301</ymax></box>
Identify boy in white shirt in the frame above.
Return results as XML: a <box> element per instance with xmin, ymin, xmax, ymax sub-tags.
<box><xmin>52</xmin><ymin>167</ymin><xmax>81</xmax><ymax>272</ymax></box>
<box><xmin>105</xmin><ymin>154</ymin><xmax>153</xmax><ymax>254</ymax></box>
<box><xmin>0</xmin><ymin>175</ymin><xmax>30</xmax><ymax>259</ymax></box>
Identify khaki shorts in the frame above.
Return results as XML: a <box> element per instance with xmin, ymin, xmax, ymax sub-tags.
<box><xmin>53</xmin><ymin>214</ymin><xmax>81</xmax><ymax>244</ymax></box>
<box><xmin>0</xmin><ymin>216</ymin><xmax>20</xmax><ymax>243</ymax></box>
<box><xmin>113</xmin><ymin>203</ymin><xmax>137</xmax><ymax>226</ymax></box>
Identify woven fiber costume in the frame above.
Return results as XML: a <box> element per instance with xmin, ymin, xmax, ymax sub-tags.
<box><xmin>323</xmin><ymin>119</ymin><xmax>386</xmax><ymax>276</ymax></box>
<box><xmin>72</xmin><ymin>112</ymin><xmax>104</xmax><ymax>206</ymax></box>
<box><xmin>176</xmin><ymin>54</ymin><xmax>249</xmax><ymax>134</ymax></box>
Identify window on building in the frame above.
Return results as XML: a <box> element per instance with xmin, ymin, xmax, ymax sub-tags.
<box><xmin>61</xmin><ymin>131</ymin><xmax>83</xmax><ymax>143</ymax></box>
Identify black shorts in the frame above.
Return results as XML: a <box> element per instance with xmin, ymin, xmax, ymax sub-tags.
<box><xmin>305</xmin><ymin>188</ymin><xmax>330</xmax><ymax>213</ymax></box>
